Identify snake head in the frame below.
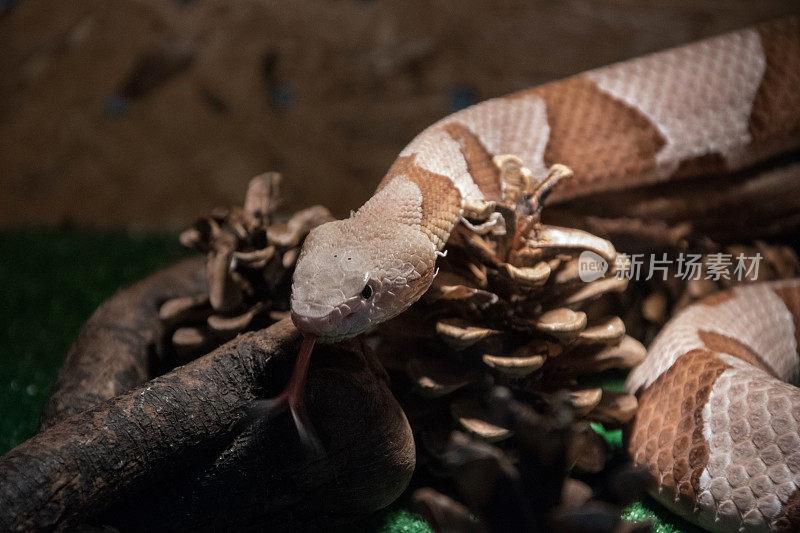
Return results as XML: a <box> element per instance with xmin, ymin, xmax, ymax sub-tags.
<box><xmin>290</xmin><ymin>218</ymin><xmax>436</xmax><ymax>342</ymax></box>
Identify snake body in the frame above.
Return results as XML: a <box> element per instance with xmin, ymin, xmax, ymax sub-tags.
<box><xmin>290</xmin><ymin>18</ymin><xmax>800</xmax><ymax>531</ymax></box>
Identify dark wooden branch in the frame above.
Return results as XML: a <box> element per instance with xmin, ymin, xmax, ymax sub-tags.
<box><xmin>1</xmin><ymin>318</ymin><xmax>414</xmax><ymax>531</ymax></box>
<box><xmin>42</xmin><ymin>256</ymin><xmax>208</xmax><ymax>427</ymax></box>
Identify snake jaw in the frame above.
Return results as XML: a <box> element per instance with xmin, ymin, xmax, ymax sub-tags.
<box><xmin>291</xmin><ymin>295</ymin><xmax>367</xmax><ymax>342</ymax></box>
<box><xmin>290</xmin><ymin>311</ymin><xmax>327</xmax><ymax>338</ymax></box>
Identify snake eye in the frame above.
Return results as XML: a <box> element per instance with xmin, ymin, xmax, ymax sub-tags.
<box><xmin>361</xmin><ymin>284</ymin><xmax>373</xmax><ymax>299</ymax></box>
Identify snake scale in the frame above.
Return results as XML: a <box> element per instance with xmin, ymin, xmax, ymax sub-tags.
<box><xmin>287</xmin><ymin>17</ymin><xmax>800</xmax><ymax>532</ymax></box>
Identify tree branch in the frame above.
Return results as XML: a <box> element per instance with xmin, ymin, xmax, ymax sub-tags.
<box><xmin>3</xmin><ymin>309</ymin><xmax>413</xmax><ymax>531</ymax></box>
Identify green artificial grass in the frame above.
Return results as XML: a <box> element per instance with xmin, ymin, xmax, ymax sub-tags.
<box><xmin>0</xmin><ymin>229</ymin><xmax>692</xmax><ymax>532</ymax></box>
<box><xmin>0</xmin><ymin>229</ymin><xmax>191</xmax><ymax>454</ymax></box>
<box><xmin>623</xmin><ymin>500</ymin><xmax>704</xmax><ymax>533</ymax></box>
<box><xmin>375</xmin><ymin>510</ymin><xmax>433</xmax><ymax>533</ymax></box>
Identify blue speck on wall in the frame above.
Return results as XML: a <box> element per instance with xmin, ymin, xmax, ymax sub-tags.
<box><xmin>269</xmin><ymin>84</ymin><xmax>295</xmax><ymax>110</ymax></box>
<box><xmin>104</xmin><ymin>94</ymin><xmax>129</xmax><ymax>117</ymax></box>
<box><xmin>450</xmin><ymin>85</ymin><xmax>477</xmax><ymax>111</ymax></box>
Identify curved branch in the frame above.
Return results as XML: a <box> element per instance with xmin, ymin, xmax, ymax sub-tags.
<box><xmin>42</xmin><ymin>256</ymin><xmax>207</xmax><ymax>427</ymax></box>
<box><xmin>1</xmin><ymin>319</ymin><xmax>414</xmax><ymax>531</ymax></box>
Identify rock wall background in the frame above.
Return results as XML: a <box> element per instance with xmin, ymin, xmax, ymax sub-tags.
<box><xmin>1</xmin><ymin>0</ymin><xmax>799</xmax><ymax>228</ymax></box>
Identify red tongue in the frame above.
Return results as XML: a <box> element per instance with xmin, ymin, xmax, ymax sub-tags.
<box><xmin>255</xmin><ymin>333</ymin><xmax>322</xmax><ymax>456</ymax></box>
<box><xmin>286</xmin><ymin>334</ymin><xmax>323</xmax><ymax>456</ymax></box>
<box><xmin>286</xmin><ymin>334</ymin><xmax>316</xmax><ymax>405</ymax></box>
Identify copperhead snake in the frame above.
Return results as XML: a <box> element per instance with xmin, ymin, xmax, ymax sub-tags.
<box><xmin>286</xmin><ymin>17</ymin><xmax>800</xmax><ymax>532</ymax></box>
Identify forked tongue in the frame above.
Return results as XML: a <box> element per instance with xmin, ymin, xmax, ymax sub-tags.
<box><xmin>252</xmin><ymin>333</ymin><xmax>324</xmax><ymax>459</ymax></box>
<box><xmin>286</xmin><ymin>334</ymin><xmax>324</xmax><ymax>458</ymax></box>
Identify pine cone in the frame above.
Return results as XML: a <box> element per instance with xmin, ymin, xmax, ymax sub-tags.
<box><xmin>160</xmin><ymin>172</ymin><xmax>333</xmax><ymax>359</ymax></box>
